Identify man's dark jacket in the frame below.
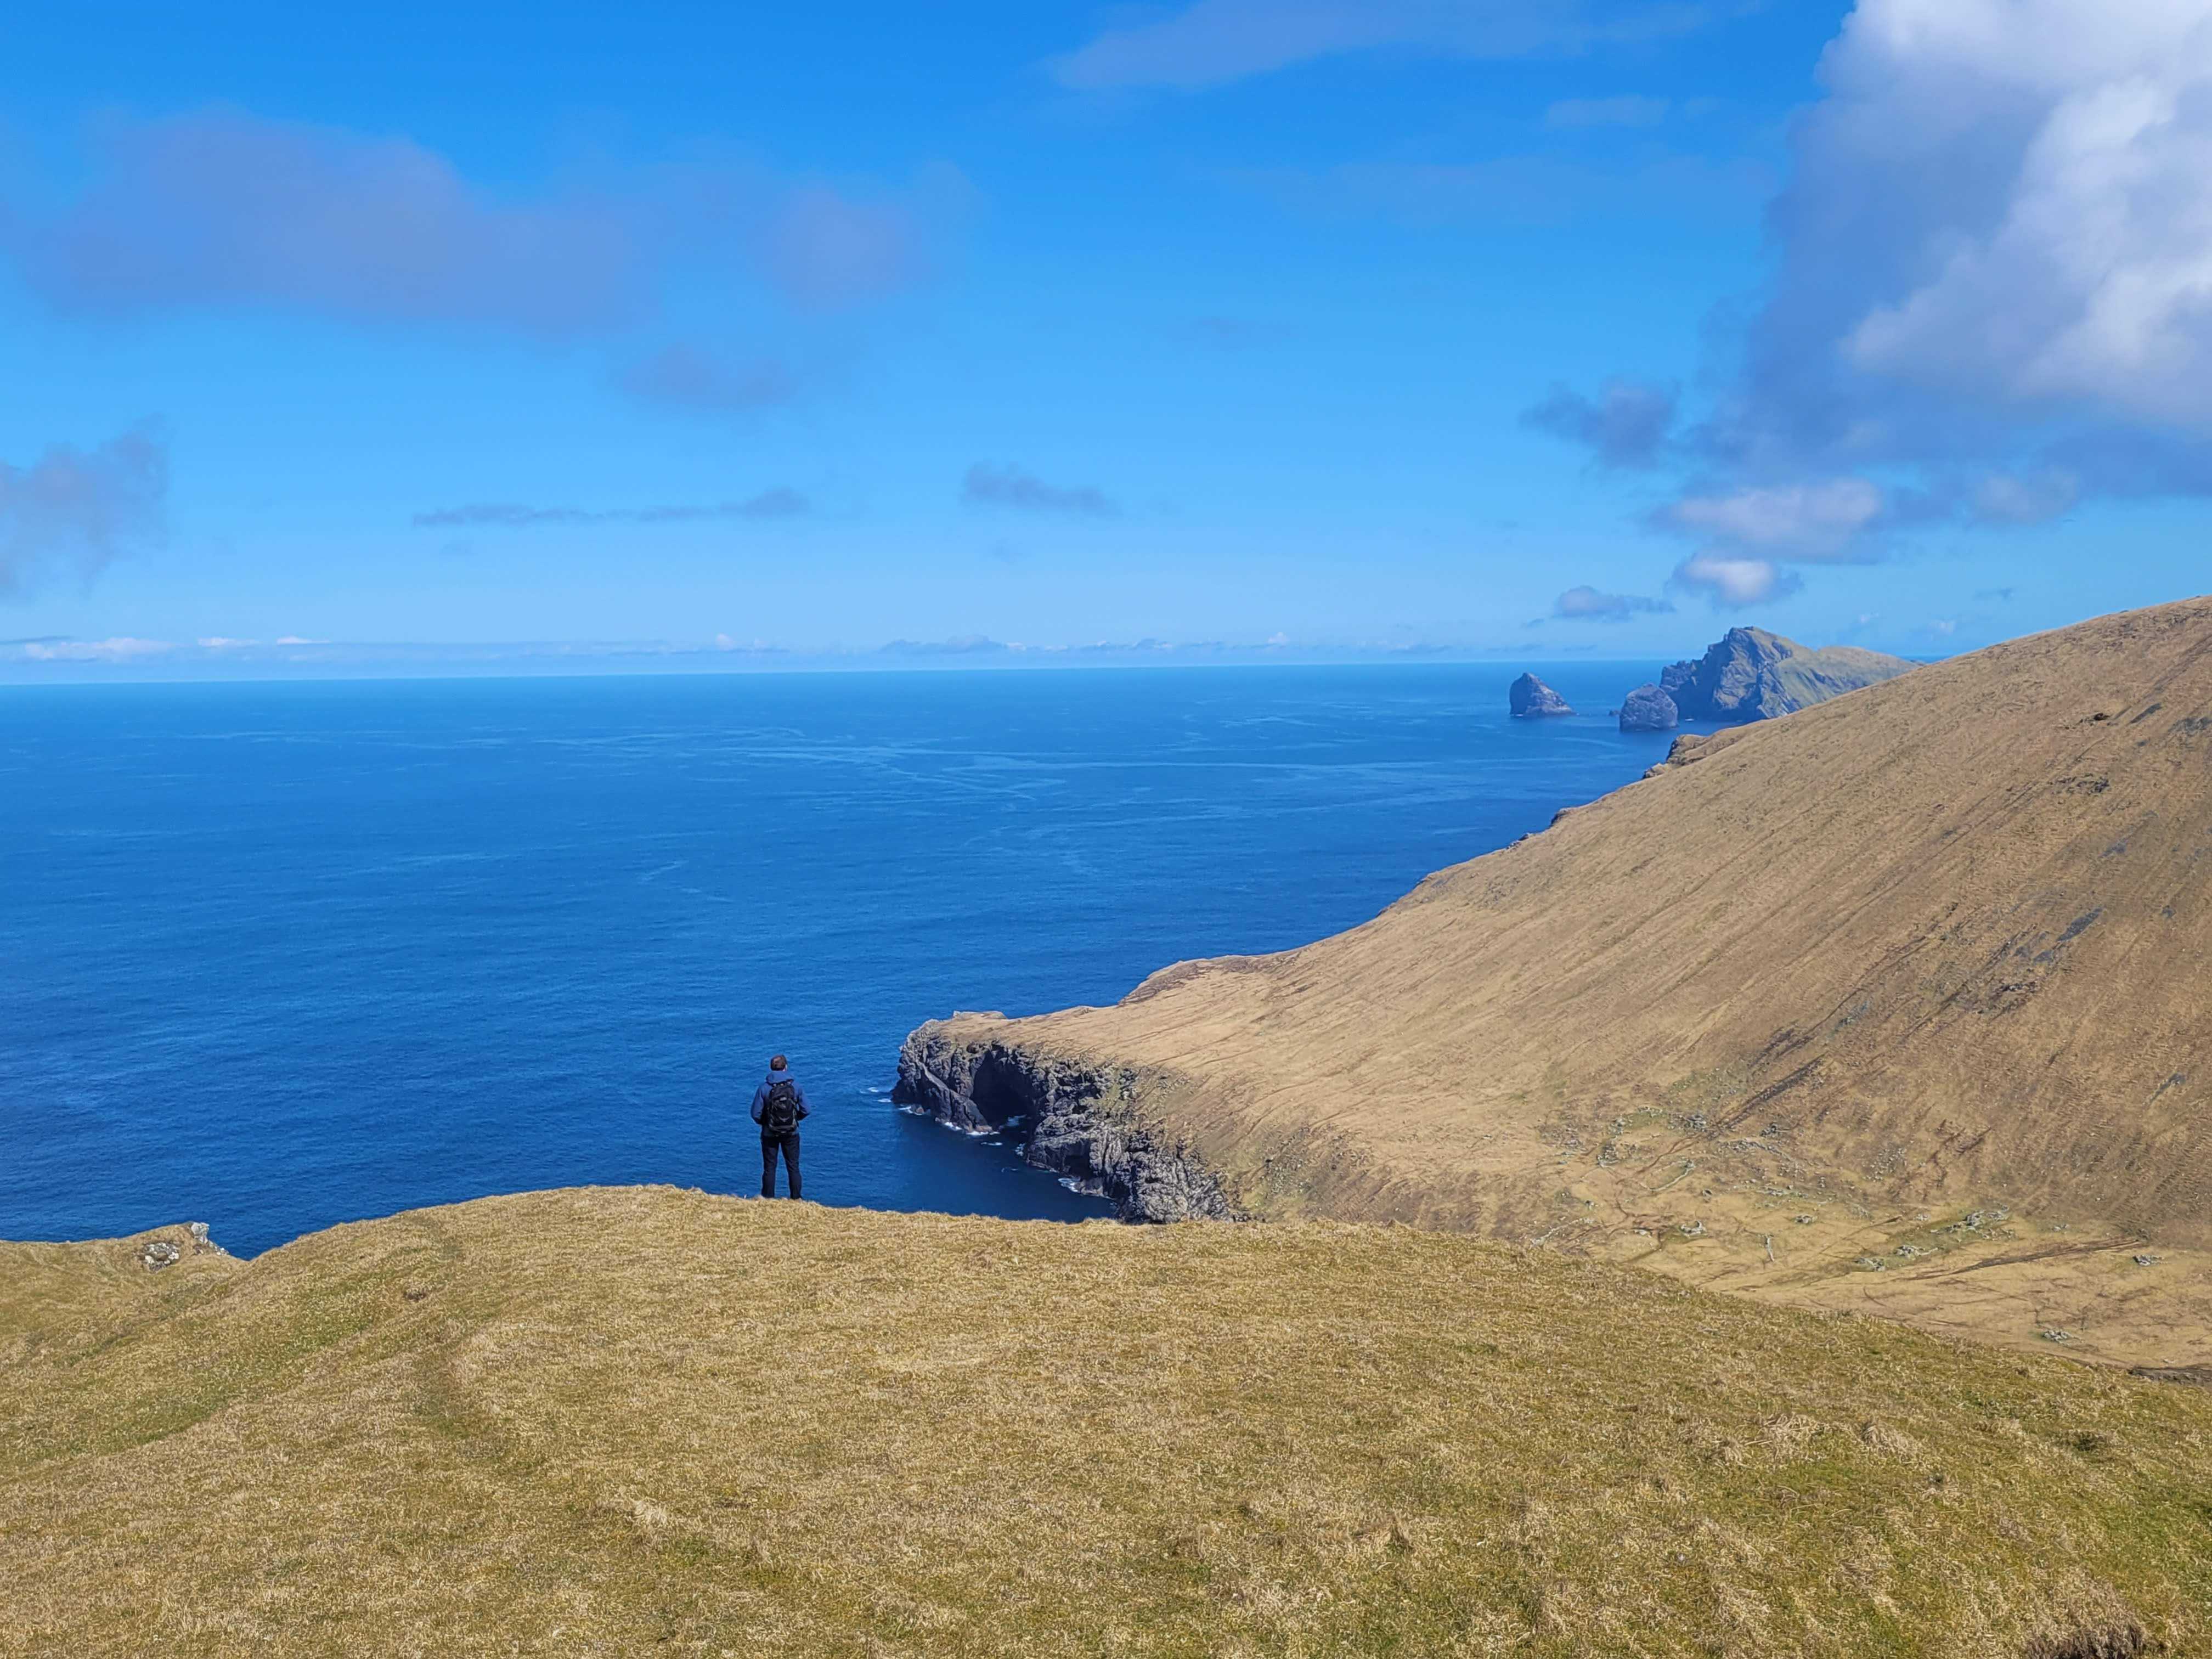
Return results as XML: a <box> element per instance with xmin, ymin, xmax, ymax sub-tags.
<box><xmin>750</xmin><ymin>1070</ymin><xmax>810</xmax><ymax>1130</ymax></box>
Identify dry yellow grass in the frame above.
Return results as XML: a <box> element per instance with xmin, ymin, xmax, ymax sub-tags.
<box><xmin>909</xmin><ymin>599</ymin><xmax>2212</xmax><ymax>1370</ymax></box>
<box><xmin>5</xmin><ymin>1187</ymin><xmax>2210</xmax><ymax>1657</ymax></box>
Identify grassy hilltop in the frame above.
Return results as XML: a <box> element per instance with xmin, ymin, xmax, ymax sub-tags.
<box><xmin>5</xmin><ymin>1187</ymin><xmax>2209</xmax><ymax>1658</ymax></box>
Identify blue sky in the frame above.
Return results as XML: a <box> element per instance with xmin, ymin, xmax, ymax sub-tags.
<box><xmin>3</xmin><ymin>1</ymin><xmax>2209</xmax><ymax>675</ymax></box>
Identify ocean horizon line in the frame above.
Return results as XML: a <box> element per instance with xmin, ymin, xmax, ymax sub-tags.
<box><xmin>0</xmin><ymin>636</ymin><xmax>1940</xmax><ymax>687</ymax></box>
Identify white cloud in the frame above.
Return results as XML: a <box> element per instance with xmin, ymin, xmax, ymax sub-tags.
<box><xmin>1826</xmin><ymin>1</ymin><xmax>2212</xmax><ymax>431</ymax></box>
<box><xmin>1669</xmin><ymin>555</ymin><xmax>1800</xmax><ymax>608</ymax></box>
<box><xmin>1663</xmin><ymin>478</ymin><xmax>1885</xmax><ymax>559</ymax></box>
<box><xmin>1734</xmin><ymin>0</ymin><xmax>2212</xmax><ymax>472</ymax></box>
<box><xmin>1525</xmin><ymin>0</ymin><xmax>2212</xmax><ymax>600</ymax></box>
<box><xmin>196</xmin><ymin>636</ymin><xmax>258</xmax><ymax>649</ymax></box>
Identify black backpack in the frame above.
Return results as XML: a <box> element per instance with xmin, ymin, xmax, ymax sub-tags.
<box><xmin>761</xmin><ymin>1077</ymin><xmax>800</xmax><ymax>1136</ymax></box>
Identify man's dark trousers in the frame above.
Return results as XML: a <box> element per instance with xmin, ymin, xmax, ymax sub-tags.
<box><xmin>761</xmin><ymin>1132</ymin><xmax>801</xmax><ymax>1199</ymax></box>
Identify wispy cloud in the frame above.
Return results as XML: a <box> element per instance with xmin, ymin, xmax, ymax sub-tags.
<box><xmin>411</xmin><ymin>490</ymin><xmax>809</xmax><ymax>529</ymax></box>
<box><xmin>961</xmin><ymin>464</ymin><xmax>1118</xmax><ymax>518</ymax></box>
<box><xmin>1</xmin><ymin>426</ymin><xmax>167</xmax><ymax>598</ymax></box>
<box><xmin>1</xmin><ymin>109</ymin><xmax>637</xmax><ymax>332</ymax></box>
<box><xmin>614</xmin><ymin>345</ymin><xmax>800</xmax><ymax>414</ymax></box>
<box><xmin>1049</xmin><ymin>1</ymin><xmax>1717</xmax><ymax>93</ymax></box>
<box><xmin>1521</xmin><ymin>380</ymin><xmax>1677</xmax><ymax>467</ymax></box>
<box><xmin>758</xmin><ymin>184</ymin><xmax>929</xmax><ymax>311</ymax></box>
<box><xmin>15</xmin><ymin>635</ymin><xmax>176</xmax><ymax>661</ymax></box>
<box><xmin>0</xmin><ymin>108</ymin><xmax>958</xmax><ymax>334</ymax></box>
<box><xmin>1550</xmin><ymin>585</ymin><xmax>1675</xmax><ymax>622</ymax></box>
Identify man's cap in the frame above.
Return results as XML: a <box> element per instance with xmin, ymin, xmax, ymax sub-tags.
<box><xmin>770</xmin><ymin>1054</ymin><xmax>788</xmax><ymax>1070</ymax></box>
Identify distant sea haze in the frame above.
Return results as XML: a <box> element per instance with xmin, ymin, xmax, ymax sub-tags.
<box><xmin>2</xmin><ymin>664</ymin><xmax>1690</xmax><ymax>1255</ymax></box>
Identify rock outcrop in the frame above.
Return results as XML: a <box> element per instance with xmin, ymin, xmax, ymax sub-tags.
<box><xmin>893</xmin><ymin>1027</ymin><xmax>1239</xmax><ymax>1221</ymax></box>
<box><xmin>1618</xmin><ymin>682</ymin><xmax>1678</xmax><ymax>731</ymax></box>
<box><xmin>1508</xmin><ymin>673</ymin><xmax>1573</xmax><ymax>718</ymax></box>
<box><xmin>1658</xmin><ymin>626</ymin><xmax>1912</xmax><ymax>721</ymax></box>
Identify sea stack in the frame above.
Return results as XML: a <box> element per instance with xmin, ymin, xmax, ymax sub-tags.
<box><xmin>1618</xmin><ymin>683</ymin><xmax>1679</xmax><ymax>731</ymax></box>
<box><xmin>1509</xmin><ymin>673</ymin><xmax>1573</xmax><ymax>718</ymax></box>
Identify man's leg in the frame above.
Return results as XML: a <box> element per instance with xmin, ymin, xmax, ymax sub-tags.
<box><xmin>783</xmin><ymin>1132</ymin><xmax>802</xmax><ymax>1200</ymax></box>
<box><xmin>761</xmin><ymin>1136</ymin><xmax>779</xmax><ymax>1198</ymax></box>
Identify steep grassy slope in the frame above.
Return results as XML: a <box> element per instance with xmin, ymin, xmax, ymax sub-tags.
<box><xmin>5</xmin><ymin>1189</ymin><xmax>2211</xmax><ymax>1658</ymax></box>
<box><xmin>901</xmin><ymin>600</ymin><xmax>2212</xmax><ymax>1369</ymax></box>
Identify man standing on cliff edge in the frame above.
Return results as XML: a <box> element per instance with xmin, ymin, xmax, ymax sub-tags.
<box><xmin>751</xmin><ymin>1055</ymin><xmax>809</xmax><ymax>1199</ymax></box>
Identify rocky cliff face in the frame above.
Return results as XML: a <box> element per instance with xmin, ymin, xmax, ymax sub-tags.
<box><xmin>893</xmin><ymin>1027</ymin><xmax>1240</xmax><ymax>1221</ymax></box>
<box><xmin>1508</xmin><ymin>673</ymin><xmax>1573</xmax><ymax>718</ymax></box>
<box><xmin>1660</xmin><ymin>627</ymin><xmax>1913</xmax><ymax>721</ymax></box>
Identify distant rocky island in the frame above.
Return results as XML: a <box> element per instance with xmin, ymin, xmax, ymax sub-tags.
<box><xmin>1507</xmin><ymin>672</ymin><xmax>1572</xmax><ymax>718</ymax></box>
<box><xmin>1616</xmin><ymin>625</ymin><xmax>1914</xmax><ymax>732</ymax></box>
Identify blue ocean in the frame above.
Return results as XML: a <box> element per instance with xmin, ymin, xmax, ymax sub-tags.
<box><xmin>4</xmin><ymin>664</ymin><xmax>1679</xmax><ymax>1255</ymax></box>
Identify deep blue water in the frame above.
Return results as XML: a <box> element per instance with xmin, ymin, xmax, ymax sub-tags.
<box><xmin>2</xmin><ymin>664</ymin><xmax>1681</xmax><ymax>1256</ymax></box>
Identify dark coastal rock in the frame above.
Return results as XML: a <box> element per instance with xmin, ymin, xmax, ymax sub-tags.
<box><xmin>2130</xmin><ymin>1363</ymin><xmax>2212</xmax><ymax>1389</ymax></box>
<box><xmin>894</xmin><ymin>1026</ymin><xmax>1239</xmax><ymax>1222</ymax></box>
<box><xmin>1658</xmin><ymin>627</ymin><xmax>1914</xmax><ymax>723</ymax></box>
<box><xmin>1619</xmin><ymin>683</ymin><xmax>1679</xmax><ymax>732</ymax></box>
<box><xmin>1508</xmin><ymin>673</ymin><xmax>1573</xmax><ymax>719</ymax></box>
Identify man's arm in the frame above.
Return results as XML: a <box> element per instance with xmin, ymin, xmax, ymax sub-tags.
<box><xmin>749</xmin><ymin>1084</ymin><xmax>766</xmax><ymax>1125</ymax></box>
<box><xmin>793</xmin><ymin>1082</ymin><xmax>810</xmax><ymax>1120</ymax></box>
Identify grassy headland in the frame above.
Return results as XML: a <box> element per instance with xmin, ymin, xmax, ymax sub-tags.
<box><xmin>900</xmin><ymin>599</ymin><xmax>2212</xmax><ymax>1372</ymax></box>
<box><xmin>4</xmin><ymin>1187</ymin><xmax>2207</xmax><ymax>1657</ymax></box>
